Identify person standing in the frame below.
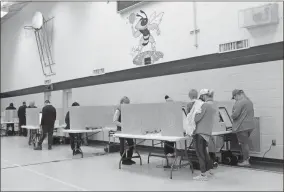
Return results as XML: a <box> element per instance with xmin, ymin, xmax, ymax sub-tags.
<box><xmin>163</xmin><ymin>95</ymin><xmax>175</xmax><ymax>168</ymax></box>
<box><xmin>34</xmin><ymin>100</ymin><xmax>56</xmax><ymax>150</ymax></box>
<box><xmin>6</xmin><ymin>103</ymin><xmax>16</xmax><ymax>136</ymax></box>
<box><xmin>231</xmin><ymin>89</ymin><xmax>255</xmax><ymax>166</ymax></box>
<box><xmin>193</xmin><ymin>89</ymin><xmax>218</xmax><ymax>181</ymax></box>
<box><xmin>113</xmin><ymin>96</ymin><xmax>135</xmax><ymax>165</ymax></box>
<box><xmin>65</xmin><ymin>102</ymin><xmax>81</xmax><ymax>154</ymax></box>
<box><xmin>27</xmin><ymin>101</ymin><xmax>37</xmax><ymax>145</ymax></box>
<box><xmin>18</xmin><ymin>102</ymin><xmax>27</xmax><ymax>136</ymax></box>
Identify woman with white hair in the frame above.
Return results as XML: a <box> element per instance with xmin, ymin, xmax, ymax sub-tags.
<box><xmin>193</xmin><ymin>89</ymin><xmax>217</xmax><ymax>181</ymax></box>
<box><xmin>113</xmin><ymin>96</ymin><xmax>135</xmax><ymax>165</ymax></box>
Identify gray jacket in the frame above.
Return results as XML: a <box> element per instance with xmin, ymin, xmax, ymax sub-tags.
<box><xmin>194</xmin><ymin>100</ymin><xmax>218</xmax><ymax>136</ymax></box>
<box><xmin>232</xmin><ymin>97</ymin><xmax>255</xmax><ymax>132</ymax></box>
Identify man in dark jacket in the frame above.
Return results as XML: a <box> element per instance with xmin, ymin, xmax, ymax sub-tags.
<box><xmin>65</xmin><ymin>102</ymin><xmax>81</xmax><ymax>152</ymax></box>
<box><xmin>34</xmin><ymin>100</ymin><xmax>56</xmax><ymax>150</ymax></box>
<box><xmin>231</xmin><ymin>89</ymin><xmax>255</xmax><ymax>167</ymax></box>
<box><xmin>18</xmin><ymin>102</ymin><xmax>27</xmax><ymax>136</ymax></box>
<box><xmin>27</xmin><ymin>101</ymin><xmax>37</xmax><ymax>145</ymax></box>
<box><xmin>6</xmin><ymin>103</ymin><xmax>16</xmax><ymax>135</ymax></box>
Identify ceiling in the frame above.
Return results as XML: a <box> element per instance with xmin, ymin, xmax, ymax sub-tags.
<box><xmin>1</xmin><ymin>1</ymin><xmax>30</xmax><ymax>24</ymax></box>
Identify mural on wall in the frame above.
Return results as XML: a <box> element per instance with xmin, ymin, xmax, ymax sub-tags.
<box><xmin>128</xmin><ymin>10</ymin><xmax>164</xmax><ymax>66</ymax></box>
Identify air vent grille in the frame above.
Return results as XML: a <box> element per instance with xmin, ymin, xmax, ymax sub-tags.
<box><xmin>219</xmin><ymin>39</ymin><xmax>249</xmax><ymax>53</ymax></box>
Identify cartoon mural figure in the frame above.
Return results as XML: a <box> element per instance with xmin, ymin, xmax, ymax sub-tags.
<box><xmin>128</xmin><ymin>10</ymin><xmax>164</xmax><ymax>66</ymax></box>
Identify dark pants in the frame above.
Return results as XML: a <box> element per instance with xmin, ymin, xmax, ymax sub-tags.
<box><xmin>236</xmin><ymin>130</ymin><xmax>252</xmax><ymax>161</ymax></box>
<box><xmin>164</xmin><ymin>141</ymin><xmax>175</xmax><ymax>155</ymax></box>
<box><xmin>194</xmin><ymin>134</ymin><xmax>213</xmax><ymax>173</ymax></box>
<box><xmin>38</xmin><ymin>125</ymin><xmax>54</xmax><ymax>147</ymax></box>
<box><xmin>19</xmin><ymin>119</ymin><xmax>27</xmax><ymax>136</ymax></box>
<box><xmin>119</xmin><ymin>138</ymin><xmax>134</xmax><ymax>159</ymax></box>
<box><xmin>69</xmin><ymin>133</ymin><xmax>82</xmax><ymax>151</ymax></box>
<box><xmin>6</xmin><ymin>123</ymin><xmax>14</xmax><ymax>135</ymax></box>
<box><xmin>28</xmin><ymin>130</ymin><xmax>37</xmax><ymax>145</ymax></box>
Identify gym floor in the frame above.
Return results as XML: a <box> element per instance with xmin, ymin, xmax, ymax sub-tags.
<box><xmin>1</xmin><ymin>136</ymin><xmax>283</xmax><ymax>191</ymax></box>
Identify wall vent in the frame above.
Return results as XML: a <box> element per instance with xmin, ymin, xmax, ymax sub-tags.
<box><xmin>93</xmin><ymin>68</ymin><xmax>105</xmax><ymax>76</ymax></box>
<box><xmin>219</xmin><ymin>39</ymin><xmax>249</xmax><ymax>53</ymax></box>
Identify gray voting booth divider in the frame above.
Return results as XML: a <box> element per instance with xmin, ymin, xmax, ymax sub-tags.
<box><xmin>3</xmin><ymin>110</ymin><xmax>17</xmax><ymax>122</ymax></box>
<box><xmin>26</xmin><ymin>108</ymin><xmax>41</xmax><ymax>126</ymax></box>
<box><xmin>121</xmin><ymin>102</ymin><xmax>185</xmax><ymax>137</ymax></box>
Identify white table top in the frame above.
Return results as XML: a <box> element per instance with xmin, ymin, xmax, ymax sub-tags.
<box><xmin>1</xmin><ymin>122</ymin><xmax>16</xmax><ymax>124</ymax></box>
<box><xmin>21</xmin><ymin>125</ymin><xmax>40</xmax><ymax>130</ymax></box>
<box><xmin>113</xmin><ymin>133</ymin><xmax>189</xmax><ymax>142</ymax></box>
<box><xmin>212</xmin><ymin>130</ymin><xmax>232</xmax><ymax>136</ymax></box>
<box><xmin>22</xmin><ymin>125</ymin><xmax>67</xmax><ymax>130</ymax></box>
<box><xmin>63</xmin><ymin>129</ymin><xmax>102</xmax><ymax>133</ymax></box>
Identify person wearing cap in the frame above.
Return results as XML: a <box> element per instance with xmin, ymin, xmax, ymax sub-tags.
<box><xmin>65</xmin><ymin>102</ymin><xmax>81</xmax><ymax>154</ymax></box>
<box><xmin>231</xmin><ymin>89</ymin><xmax>255</xmax><ymax>166</ymax></box>
<box><xmin>113</xmin><ymin>96</ymin><xmax>135</xmax><ymax>165</ymax></box>
<box><xmin>18</xmin><ymin>101</ymin><xmax>27</xmax><ymax>137</ymax></box>
<box><xmin>193</xmin><ymin>89</ymin><xmax>218</xmax><ymax>181</ymax></box>
<box><xmin>34</xmin><ymin>100</ymin><xmax>56</xmax><ymax>150</ymax></box>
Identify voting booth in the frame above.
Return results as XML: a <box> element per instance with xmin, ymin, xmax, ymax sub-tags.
<box><xmin>121</xmin><ymin>102</ymin><xmax>186</xmax><ymax>136</ymax></box>
<box><xmin>26</xmin><ymin>108</ymin><xmax>41</xmax><ymax>126</ymax></box>
<box><xmin>69</xmin><ymin>105</ymin><xmax>117</xmax><ymax>141</ymax></box>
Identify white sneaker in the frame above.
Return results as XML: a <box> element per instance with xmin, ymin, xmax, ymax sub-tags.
<box><xmin>206</xmin><ymin>170</ymin><xmax>214</xmax><ymax>177</ymax></box>
<box><xmin>238</xmin><ymin>160</ymin><xmax>251</xmax><ymax>167</ymax></box>
<box><xmin>193</xmin><ymin>174</ymin><xmax>208</xmax><ymax>181</ymax></box>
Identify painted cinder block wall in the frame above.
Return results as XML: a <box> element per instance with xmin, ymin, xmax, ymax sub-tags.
<box><xmin>1</xmin><ymin>2</ymin><xmax>283</xmax><ymax>159</ymax></box>
<box><xmin>1</xmin><ymin>1</ymin><xmax>283</xmax><ymax>91</ymax></box>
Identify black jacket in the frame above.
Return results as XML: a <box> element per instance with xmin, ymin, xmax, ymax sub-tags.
<box><xmin>65</xmin><ymin>111</ymin><xmax>70</xmax><ymax>130</ymax></box>
<box><xmin>6</xmin><ymin>106</ymin><xmax>16</xmax><ymax>110</ymax></box>
<box><xmin>41</xmin><ymin>105</ymin><xmax>56</xmax><ymax>127</ymax></box>
<box><xmin>28</xmin><ymin>106</ymin><xmax>37</xmax><ymax>108</ymax></box>
<box><xmin>18</xmin><ymin>105</ymin><xmax>27</xmax><ymax>120</ymax></box>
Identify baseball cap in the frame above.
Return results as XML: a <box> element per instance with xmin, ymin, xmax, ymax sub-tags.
<box><xmin>232</xmin><ymin>89</ymin><xmax>243</xmax><ymax>99</ymax></box>
<box><xmin>199</xmin><ymin>89</ymin><xmax>210</xmax><ymax>96</ymax></box>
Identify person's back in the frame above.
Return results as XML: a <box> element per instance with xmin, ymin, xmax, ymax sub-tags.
<box><xmin>195</xmin><ymin>101</ymin><xmax>216</xmax><ymax>136</ymax></box>
<box><xmin>232</xmin><ymin>97</ymin><xmax>254</xmax><ymax>132</ymax></box>
<box><xmin>18</xmin><ymin>105</ymin><xmax>27</xmax><ymax>119</ymax></box>
<box><xmin>6</xmin><ymin>103</ymin><xmax>16</xmax><ymax>110</ymax></box>
<box><xmin>41</xmin><ymin>104</ymin><xmax>56</xmax><ymax>127</ymax></box>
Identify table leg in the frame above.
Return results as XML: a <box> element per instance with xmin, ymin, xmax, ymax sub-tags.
<box><xmin>185</xmin><ymin>140</ymin><xmax>194</xmax><ymax>173</ymax></box>
<box><xmin>134</xmin><ymin>139</ymin><xmax>142</xmax><ymax>166</ymax></box>
<box><xmin>170</xmin><ymin>143</ymin><xmax>178</xmax><ymax>179</ymax></box>
<box><xmin>147</xmin><ymin>140</ymin><xmax>154</xmax><ymax>164</ymax></box>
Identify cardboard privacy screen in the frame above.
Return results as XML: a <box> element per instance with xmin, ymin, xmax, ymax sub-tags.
<box><xmin>121</xmin><ymin>102</ymin><xmax>185</xmax><ymax>137</ymax></box>
<box><xmin>26</xmin><ymin>108</ymin><xmax>41</xmax><ymax>126</ymax></box>
<box><xmin>70</xmin><ymin>106</ymin><xmax>116</xmax><ymax>130</ymax></box>
<box><xmin>3</xmin><ymin>110</ymin><xmax>17</xmax><ymax>122</ymax></box>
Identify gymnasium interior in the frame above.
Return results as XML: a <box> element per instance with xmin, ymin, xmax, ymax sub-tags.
<box><xmin>1</xmin><ymin>1</ymin><xmax>283</xmax><ymax>191</ymax></box>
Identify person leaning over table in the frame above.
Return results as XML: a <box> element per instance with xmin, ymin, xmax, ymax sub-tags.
<box><xmin>113</xmin><ymin>96</ymin><xmax>136</xmax><ymax>166</ymax></box>
<box><xmin>65</xmin><ymin>102</ymin><xmax>82</xmax><ymax>155</ymax></box>
<box><xmin>192</xmin><ymin>89</ymin><xmax>218</xmax><ymax>181</ymax></box>
<box><xmin>18</xmin><ymin>101</ymin><xmax>27</xmax><ymax>137</ymax></box>
<box><xmin>231</xmin><ymin>89</ymin><xmax>255</xmax><ymax>167</ymax></box>
<box><xmin>27</xmin><ymin>101</ymin><xmax>37</xmax><ymax>145</ymax></box>
<box><xmin>162</xmin><ymin>95</ymin><xmax>176</xmax><ymax>168</ymax></box>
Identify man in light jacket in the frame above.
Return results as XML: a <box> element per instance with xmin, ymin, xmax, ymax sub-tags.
<box><xmin>231</xmin><ymin>89</ymin><xmax>255</xmax><ymax>166</ymax></box>
<box><xmin>193</xmin><ymin>89</ymin><xmax>218</xmax><ymax>181</ymax></box>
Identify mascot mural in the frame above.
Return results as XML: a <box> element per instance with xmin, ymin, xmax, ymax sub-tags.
<box><xmin>128</xmin><ymin>10</ymin><xmax>164</xmax><ymax>66</ymax></box>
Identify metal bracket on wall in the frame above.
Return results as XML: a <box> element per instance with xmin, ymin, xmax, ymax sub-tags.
<box><xmin>190</xmin><ymin>29</ymin><xmax>200</xmax><ymax>48</ymax></box>
<box><xmin>24</xmin><ymin>16</ymin><xmax>55</xmax><ymax>77</ymax></box>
